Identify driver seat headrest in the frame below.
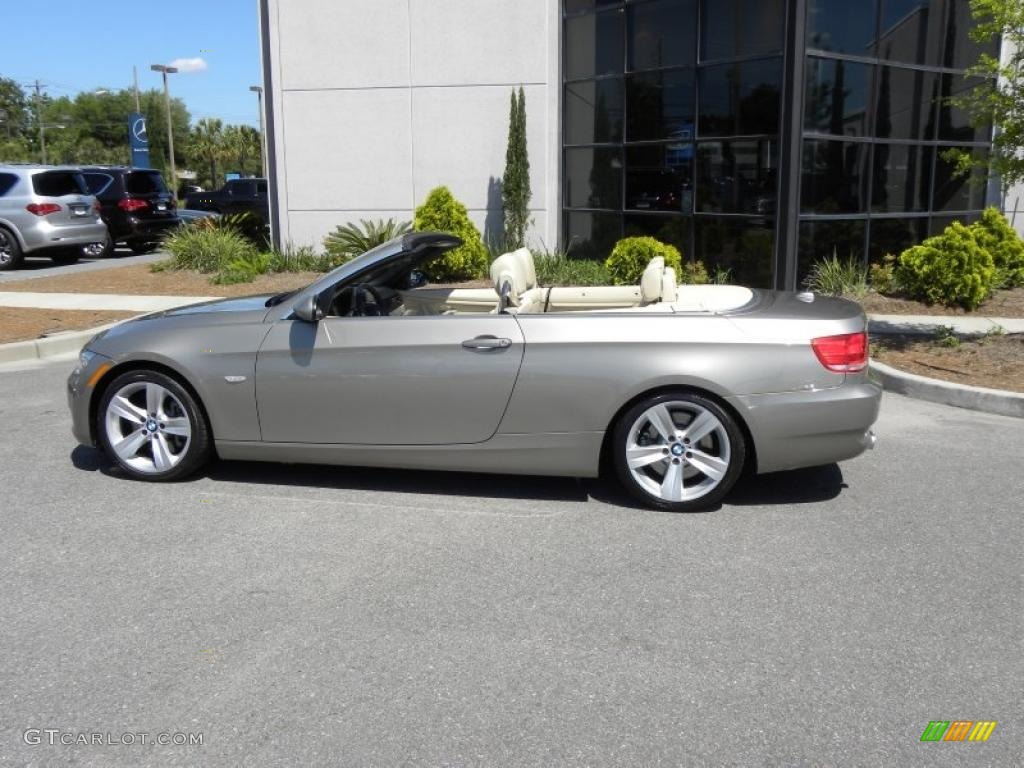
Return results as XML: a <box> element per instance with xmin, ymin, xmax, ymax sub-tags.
<box><xmin>490</xmin><ymin>251</ymin><xmax>531</xmax><ymax>306</ymax></box>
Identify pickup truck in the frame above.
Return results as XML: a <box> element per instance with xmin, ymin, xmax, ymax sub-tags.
<box><xmin>183</xmin><ymin>178</ymin><xmax>268</xmax><ymax>221</ymax></box>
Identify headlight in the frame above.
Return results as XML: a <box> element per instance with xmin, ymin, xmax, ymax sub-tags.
<box><xmin>78</xmin><ymin>349</ymin><xmax>97</xmax><ymax>369</ymax></box>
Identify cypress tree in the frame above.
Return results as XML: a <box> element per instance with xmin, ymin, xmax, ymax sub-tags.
<box><xmin>502</xmin><ymin>87</ymin><xmax>531</xmax><ymax>249</ymax></box>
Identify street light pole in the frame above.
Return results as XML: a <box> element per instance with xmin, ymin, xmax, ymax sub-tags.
<box><xmin>250</xmin><ymin>85</ymin><xmax>267</xmax><ymax>178</ymax></box>
<box><xmin>150</xmin><ymin>64</ymin><xmax>178</xmax><ymax>193</ymax></box>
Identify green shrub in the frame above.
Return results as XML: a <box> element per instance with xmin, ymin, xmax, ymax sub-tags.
<box><xmin>268</xmin><ymin>244</ymin><xmax>334</xmax><ymax>273</ymax></box>
<box><xmin>323</xmin><ymin>217</ymin><xmax>411</xmax><ymax>264</ymax></box>
<box><xmin>604</xmin><ymin>236</ymin><xmax>682</xmax><ymax>286</ymax></box>
<box><xmin>413</xmin><ymin>187</ymin><xmax>489</xmax><ymax>281</ymax></box>
<box><xmin>531</xmin><ymin>249</ymin><xmax>609</xmax><ymax>286</ymax></box>
<box><xmin>804</xmin><ymin>252</ymin><xmax>869</xmax><ymax>297</ymax></box>
<box><xmin>970</xmin><ymin>207</ymin><xmax>1024</xmax><ymax>288</ymax></box>
<box><xmin>213</xmin><ymin>251</ymin><xmax>273</xmax><ymax>284</ymax></box>
<box><xmin>188</xmin><ymin>211</ymin><xmax>269</xmax><ymax>248</ymax></box>
<box><xmin>709</xmin><ymin>264</ymin><xmax>732</xmax><ymax>285</ymax></box>
<box><xmin>869</xmin><ymin>254</ymin><xmax>898</xmax><ymax>294</ymax></box>
<box><xmin>161</xmin><ymin>226</ymin><xmax>257</xmax><ymax>274</ymax></box>
<box><xmin>894</xmin><ymin>222</ymin><xmax>996</xmax><ymax>310</ymax></box>
<box><xmin>933</xmin><ymin>325</ymin><xmax>961</xmax><ymax>348</ymax></box>
<box><xmin>681</xmin><ymin>260</ymin><xmax>709</xmax><ymax>285</ymax></box>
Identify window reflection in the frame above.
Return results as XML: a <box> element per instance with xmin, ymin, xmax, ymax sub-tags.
<box><xmin>697</xmin><ymin>140</ymin><xmax>777</xmax><ymax>214</ymax></box>
<box><xmin>626</xmin><ymin>144</ymin><xmax>693</xmax><ymax>213</ymax></box>
<box><xmin>565</xmin><ymin>10</ymin><xmax>624</xmax><ymax>80</ymax></box>
<box><xmin>804</xmin><ymin>57</ymin><xmax>873</xmax><ymax>137</ymax></box>
<box><xmin>565</xmin><ymin>147</ymin><xmax>623</xmax><ymax>209</ymax></box>
<box><xmin>565</xmin><ymin>211</ymin><xmax>622</xmax><ymax>260</ymax></box>
<box><xmin>807</xmin><ymin>0</ymin><xmax>878</xmax><ymax>56</ymax></box>
<box><xmin>701</xmin><ymin>0</ymin><xmax>784</xmax><ymax>61</ymax></box>
<box><xmin>565</xmin><ymin>79</ymin><xmax>624</xmax><ymax>144</ymax></box>
<box><xmin>624</xmin><ymin>214</ymin><xmax>691</xmax><ymax>256</ymax></box>
<box><xmin>626</xmin><ymin>69</ymin><xmax>695</xmax><ymax>141</ymax></box>
<box><xmin>695</xmin><ymin>217</ymin><xmax>775</xmax><ymax>288</ymax></box>
<box><xmin>801</xmin><ymin>140</ymin><xmax>868</xmax><ymax>214</ymax></box>
<box><xmin>628</xmin><ymin>0</ymin><xmax>695</xmax><ymax>71</ymax></box>
<box><xmin>698</xmin><ymin>58</ymin><xmax>782</xmax><ymax>137</ymax></box>
<box><xmin>798</xmin><ymin>220</ymin><xmax>867</xmax><ymax>283</ymax></box>
<box><xmin>872</xmin><ymin>143</ymin><xmax>930</xmax><ymax>212</ymax></box>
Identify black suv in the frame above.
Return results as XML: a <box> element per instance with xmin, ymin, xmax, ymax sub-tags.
<box><xmin>184</xmin><ymin>178</ymin><xmax>269</xmax><ymax>221</ymax></box>
<box><xmin>81</xmin><ymin>167</ymin><xmax>180</xmax><ymax>254</ymax></box>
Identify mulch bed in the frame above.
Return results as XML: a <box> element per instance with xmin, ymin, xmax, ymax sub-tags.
<box><xmin>0</xmin><ymin>308</ymin><xmax>137</xmax><ymax>345</ymax></box>
<box><xmin>856</xmin><ymin>286</ymin><xmax>1024</xmax><ymax>318</ymax></box>
<box><xmin>871</xmin><ymin>333</ymin><xmax>1024</xmax><ymax>393</ymax></box>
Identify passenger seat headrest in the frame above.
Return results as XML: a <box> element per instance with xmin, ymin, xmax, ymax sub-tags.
<box><xmin>640</xmin><ymin>256</ymin><xmax>666</xmax><ymax>304</ymax></box>
<box><xmin>489</xmin><ymin>251</ymin><xmax>530</xmax><ymax>305</ymax></box>
<box><xmin>661</xmin><ymin>267</ymin><xmax>677</xmax><ymax>303</ymax></box>
<box><xmin>510</xmin><ymin>247</ymin><xmax>537</xmax><ymax>290</ymax></box>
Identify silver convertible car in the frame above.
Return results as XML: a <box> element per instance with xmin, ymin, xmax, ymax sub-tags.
<box><xmin>68</xmin><ymin>233</ymin><xmax>880</xmax><ymax>511</ymax></box>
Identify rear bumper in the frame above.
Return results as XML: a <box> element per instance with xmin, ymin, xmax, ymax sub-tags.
<box><xmin>21</xmin><ymin>219</ymin><xmax>108</xmax><ymax>253</ymax></box>
<box><xmin>730</xmin><ymin>380</ymin><xmax>882</xmax><ymax>474</ymax></box>
<box><xmin>121</xmin><ymin>216</ymin><xmax>179</xmax><ymax>241</ymax></box>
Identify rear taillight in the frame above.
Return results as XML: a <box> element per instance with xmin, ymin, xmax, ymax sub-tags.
<box><xmin>811</xmin><ymin>332</ymin><xmax>868</xmax><ymax>373</ymax></box>
<box><xmin>26</xmin><ymin>203</ymin><xmax>61</xmax><ymax>216</ymax></box>
<box><xmin>118</xmin><ymin>198</ymin><xmax>149</xmax><ymax>213</ymax></box>
<box><xmin>93</xmin><ymin>200</ymin><xmax>101</xmax><ymax>213</ymax></box>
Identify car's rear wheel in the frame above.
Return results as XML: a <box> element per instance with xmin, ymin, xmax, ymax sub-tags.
<box><xmin>613</xmin><ymin>391</ymin><xmax>745</xmax><ymax>512</ymax></box>
<box><xmin>0</xmin><ymin>226</ymin><xmax>24</xmax><ymax>270</ymax></box>
<box><xmin>84</xmin><ymin>234</ymin><xmax>113</xmax><ymax>258</ymax></box>
<box><xmin>128</xmin><ymin>239</ymin><xmax>157</xmax><ymax>255</ymax></box>
<box><xmin>49</xmin><ymin>248</ymin><xmax>80</xmax><ymax>266</ymax></box>
<box><xmin>98</xmin><ymin>370</ymin><xmax>211</xmax><ymax>481</ymax></box>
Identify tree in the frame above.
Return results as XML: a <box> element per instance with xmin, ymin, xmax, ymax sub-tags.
<box><xmin>187</xmin><ymin>118</ymin><xmax>227</xmax><ymax>188</ymax></box>
<box><xmin>501</xmin><ymin>86</ymin><xmax>531</xmax><ymax>249</ymax></box>
<box><xmin>0</xmin><ymin>77</ymin><xmax>29</xmax><ymax>142</ymax></box>
<box><xmin>222</xmin><ymin>124</ymin><xmax>262</xmax><ymax>177</ymax></box>
<box><xmin>946</xmin><ymin>0</ymin><xmax>1024</xmax><ymax>192</ymax></box>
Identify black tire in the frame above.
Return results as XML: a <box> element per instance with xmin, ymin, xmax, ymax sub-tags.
<box><xmin>97</xmin><ymin>370</ymin><xmax>211</xmax><ymax>482</ymax></box>
<box><xmin>49</xmin><ymin>248</ymin><xmax>80</xmax><ymax>266</ymax></box>
<box><xmin>128</xmin><ymin>239</ymin><xmax>157</xmax><ymax>255</ymax></box>
<box><xmin>0</xmin><ymin>226</ymin><xmax>24</xmax><ymax>270</ymax></box>
<box><xmin>613</xmin><ymin>390</ymin><xmax>745</xmax><ymax>512</ymax></box>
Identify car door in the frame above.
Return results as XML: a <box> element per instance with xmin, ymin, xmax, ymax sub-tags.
<box><xmin>224</xmin><ymin>180</ymin><xmax>255</xmax><ymax>216</ymax></box>
<box><xmin>254</xmin><ymin>313</ymin><xmax>525</xmax><ymax>445</ymax></box>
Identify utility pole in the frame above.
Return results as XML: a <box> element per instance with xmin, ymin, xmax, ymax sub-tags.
<box><xmin>150</xmin><ymin>65</ymin><xmax>178</xmax><ymax>194</ymax></box>
<box><xmin>250</xmin><ymin>85</ymin><xmax>268</xmax><ymax>178</ymax></box>
<box><xmin>32</xmin><ymin>80</ymin><xmax>46</xmax><ymax>164</ymax></box>
<box><xmin>133</xmin><ymin>65</ymin><xmax>141</xmax><ymax>112</ymax></box>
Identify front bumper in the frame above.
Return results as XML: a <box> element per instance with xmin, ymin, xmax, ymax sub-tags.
<box><xmin>730</xmin><ymin>380</ymin><xmax>882</xmax><ymax>474</ymax></box>
<box><xmin>67</xmin><ymin>350</ymin><xmax>115</xmax><ymax>446</ymax></box>
<box><xmin>21</xmin><ymin>219</ymin><xmax>108</xmax><ymax>254</ymax></box>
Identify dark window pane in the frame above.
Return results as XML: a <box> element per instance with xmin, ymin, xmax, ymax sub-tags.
<box><xmin>565</xmin><ymin>0</ymin><xmax>622</xmax><ymax>13</ymax></box>
<box><xmin>695</xmin><ymin>217</ymin><xmax>775</xmax><ymax>287</ymax></box>
<box><xmin>801</xmin><ymin>139</ymin><xmax>868</xmax><ymax>214</ymax></box>
<box><xmin>874</xmin><ymin>66</ymin><xmax>938</xmax><ymax>141</ymax></box>
<box><xmin>929</xmin><ymin>212</ymin><xmax>981</xmax><ymax>236</ymax></box>
<box><xmin>807</xmin><ymin>0</ymin><xmax>878</xmax><ymax>56</ymax></box>
<box><xmin>701</xmin><ymin>0</ymin><xmax>785</xmax><ymax>60</ymax></box>
<box><xmin>697</xmin><ymin>139</ymin><xmax>778</xmax><ymax>214</ymax></box>
<box><xmin>0</xmin><ymin>173</ymin><xmax>16</xmax><ymax>197</ymax></box>
<box><xmin>804</xmin><ymin>57</ymin><xmax>873</xmax><ymax>137</ymax></box>
<box><xmin>797</xmin><ymin>219</ymin><xmax>867</xmax><ymax>285</ymax></box>
<box><xmin>565</xmin><ymin>147</ymin><xmax>623</xmax><ymax>209</ymax></box>
<box><xmin>937</xmin><ymin>75</ymin><xmax>994</xmax><ymax>143</ymax></box>
<box><xmin>698</xmin><ymin>58</ymin><xmax>782</xmax><ymax>137</ymax></box>
<box><xmin>82</xmin><ymin>173</ymin><xmax>114</xmax><ymax>196</ymax></box>
<box><xmin>940</xmin><ymin>0</ymin><xmax>1000</xmax><ymax>69</ymax></box>
<box><xmin>626</xmin><ymin>68</ymin><xmax>695</xmax><ymax>141</ymax></box>
<box><xmin>565</xmin><ymin>211</ymin><xmax>622</xmax><ymax>259</ymax></box>
<box><xmin>871</xmin><ymin>143</ymin><xmax>931</xmax><ymax>213</ymax></box>
<box><xmin>565</xmin><ymin>79</ymin><xmax>624</xmax><ymax>144</ymax></box>
<box><xmin>868</xmin><ymin>217</ymin><xmax>929</xmax><ymax>261</ymax></box>
<box><xmin>32</xmin><ymin>171</ymin><xmax>86</xmax><ymax>196</ymax></box>
<box><xmin>125</xmin><ymin>171</ymin><xmax>167</xmax><ymax>194</ymax></box>
<box><xmin>565</xmin><ymin>10</ymin><xmax>624</xmax><ymax>80</ymax></box>
<box><xmin>624</xmin><ymin>214</ymin><xmax>691</xmax><ymax>256</ymax></box>
<box><xmin>628</xmin><ymin>0</ymin><xmax>695</xmax><ymax>71</ymax></box>
<box><xmin>933</xmin><ymin>145</ymin><xmax>988</xmax><ymax>211</ymax></box>
<box><xmin>626</xmin><ymin>143</ymin><xmax>694</xmax><ymax>212</ymax></box>
<box><xmin>878</xmin><ymin>0</ymin><xmax>946</xmax><ymax>66</ymax></box>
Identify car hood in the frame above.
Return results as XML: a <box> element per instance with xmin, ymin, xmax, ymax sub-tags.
<box><xmin>158</xmin><ymin>294</ymin><xmax>275</xmax><ymax>317</ymax></box>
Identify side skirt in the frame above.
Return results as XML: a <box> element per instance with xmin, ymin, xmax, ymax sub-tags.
<box><xmin>215</xmin><ymin>432</ymin><xmax>605</xmax><ymax>478</ymax></box>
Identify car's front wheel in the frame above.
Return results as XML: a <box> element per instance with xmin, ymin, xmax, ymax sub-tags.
<box><xmin>613</xmin><ymin>391</ymin><xmax>745</xmax><ymax>512</ymax></box>
<box><xmin>98</xmin><ymin>370</ymin><xmax>211</xmax><ymax>481</ymax></box>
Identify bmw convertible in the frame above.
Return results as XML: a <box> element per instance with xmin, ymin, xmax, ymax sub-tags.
<box><xmin>68</xmin><ymin>232</ymin><xmax>880</xmax><ymax>511</ymax></box>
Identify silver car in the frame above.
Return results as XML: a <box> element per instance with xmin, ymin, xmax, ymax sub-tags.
<box><xmin>0</xmin><ymin>165</ymin><xmax>108</xmax><ymax>270</ymax></box>
<box><xmin>68</xmin><ymin>233</ymin><xmax>881</xmax><ymax>511</ymax></box>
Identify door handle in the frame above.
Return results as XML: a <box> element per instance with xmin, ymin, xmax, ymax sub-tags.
<box><xmin>462</xmin><ymin>335</ymin><xmax>512</xmax><ymax>350</ymax></box>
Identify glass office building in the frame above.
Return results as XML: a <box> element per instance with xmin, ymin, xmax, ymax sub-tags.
<box><xmin>562</xmin><ymin>0</ymin><xmax>999</xmax><ymax>288</ymax></box>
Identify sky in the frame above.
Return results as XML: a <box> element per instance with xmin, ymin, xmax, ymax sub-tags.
<box><xmin>0</xmin><ymin>0</ymin><xmax>262</xmax><ymax>127</ymax></box>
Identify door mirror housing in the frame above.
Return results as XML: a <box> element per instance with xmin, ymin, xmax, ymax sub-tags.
<box><xmin>293</xmin><ymin>294</ymin><xmax>324</xmax><ymax>323</ymax></box>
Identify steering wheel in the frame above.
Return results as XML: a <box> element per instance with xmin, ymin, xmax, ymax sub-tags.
<box><xmin>349</xmin><ymin>283</ymin><xmax>387</xmax><ymax>317</ymax></box>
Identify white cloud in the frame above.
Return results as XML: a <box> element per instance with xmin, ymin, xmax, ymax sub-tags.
<box><xmin>167</xmin><ymin>57</ymin><xmax>208</xmax><ymax>74</ymax></box>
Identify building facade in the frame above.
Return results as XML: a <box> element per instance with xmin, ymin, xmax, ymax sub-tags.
<box><xmin>259</xmin><ymin>0</ymin><xmax>1000</xmax><ymax>289</ymax></box>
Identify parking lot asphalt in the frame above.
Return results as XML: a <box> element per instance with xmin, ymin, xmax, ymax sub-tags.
<box><xmin>0</xmin><ymin>357</ymin><xmax>1020</xmax><ymax>766</ymax></box>
<box><xmin>0</xmin><ymin>250</ymin><xmax>165</xmax><ymax>283</ymax></box>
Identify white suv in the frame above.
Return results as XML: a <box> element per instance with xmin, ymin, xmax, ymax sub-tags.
<box><xmin>0</xmin><ymin>165</ymin><xmax>108</xmax><ymax>270</ymax></box>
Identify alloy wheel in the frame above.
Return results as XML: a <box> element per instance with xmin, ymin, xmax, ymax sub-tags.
<box><xmin>625</xmin><ymin>401</ymin><xmax>732</xmax><ymax>503</ymax></box>
<box><xmin>104</xmin><ymin>381</ymin><xmax>192</xmax><ymax>475</ymax></box>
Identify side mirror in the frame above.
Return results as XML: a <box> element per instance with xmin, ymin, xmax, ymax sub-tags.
<box><xmin>406</xmin><ymin>269</ymin><xmax>427</xmax><ymax>290</ymax></box>
<box><xmin>293</xmin><ymin>294</ymin><xmax>324</xmax><ymax>323</ymax></box>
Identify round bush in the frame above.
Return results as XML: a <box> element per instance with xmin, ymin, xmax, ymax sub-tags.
<box><xmin>971</xmin><ymin>207</ymin><xmax>1024</xmax><ymax>288</ymax></box>
<box><xmin>604</xmin><ymin>236</ymin><xmax>682</xmax><ymax>286</ymax></box>
<box><xmin>413</xmin><ymin>186</ymin><xmax>489</xmax><ymax>282</ymax></box>
<box><xmin>894</xmin><ymin>222</ymin><xmax>996</xmax><ymax>310</ymax></box>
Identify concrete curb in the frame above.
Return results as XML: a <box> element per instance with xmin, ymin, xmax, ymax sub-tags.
<box><xmin>870</xmin><ymin>359</ymin><xmax>1024</xmax><ymax>419</ymax></box>
<box><xmin>867</xmin><ymin>314</ymin><xmax>1024</xmax><ymax>336</ymax></box>
<box><xmin>0</xmin><ymin>322</ymin><xmax>124</xmax><ymax>365</ymax></box>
